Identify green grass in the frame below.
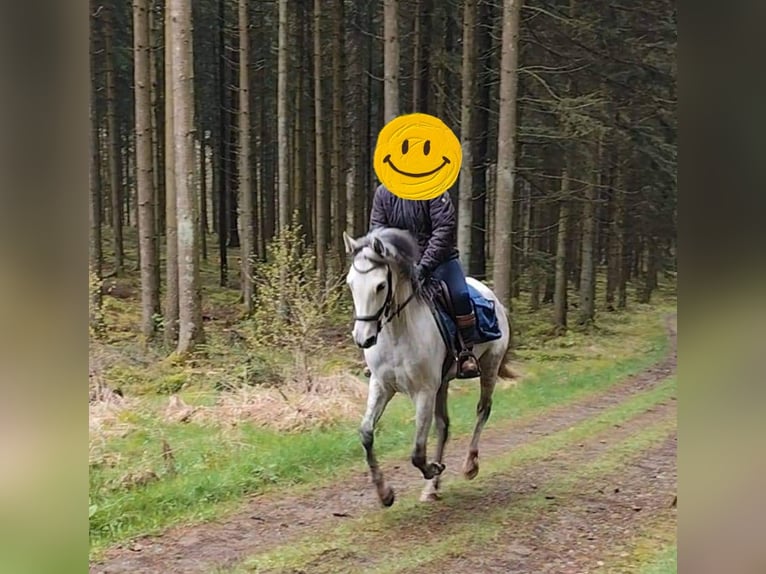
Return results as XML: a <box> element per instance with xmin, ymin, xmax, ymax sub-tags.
<box><xmin>235</xmin><ymin>378</ymin><xmax>677</xmax><ymax>573</ymax></box>
<box><xmin>640</xmin><ymin>544</ymin><xmax>677</xmax><ymax>573</ymax></box>
<box><xmin>89</xmin><ymin>302</ymin><xmax>672</xmax><ymax>559</ymax></box>
<box><xmin>91</xmin><ymin>235</ymin><xmax>676</xmax><ymax>560</ymax></box>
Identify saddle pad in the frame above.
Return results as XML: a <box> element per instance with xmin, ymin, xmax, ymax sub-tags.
<box><xmin>434</xmin><ymin>284</ymin><xmax>503</xmax><ymax>348</ymax></box>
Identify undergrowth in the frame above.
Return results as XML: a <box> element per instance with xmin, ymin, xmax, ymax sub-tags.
<box><xmin>89</xmin><ymin>229</ymin><xmax>676</xmax><ymax>558</ymax></box>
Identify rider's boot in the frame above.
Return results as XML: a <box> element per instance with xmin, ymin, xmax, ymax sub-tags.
<box><xmin>455</xmin><ymin>312</ymin><xmax>481</xmax><ymax>379</ymax></box>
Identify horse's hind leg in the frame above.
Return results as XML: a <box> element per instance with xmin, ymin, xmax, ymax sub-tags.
<box><xmin>421</xmin><ymin>381</ymin><xmax>450</xmax><ymax>502</ymax></box>
<box><xmin>463</xmin><ymin>368</ymin><xmax>497</xmax><ymax>480</ymax></box>
<box><xmin>411</xmin><ymin>390</ymin><xmax>445</xmax><ymax>481</ymax></box>
<box><xmin>360</xmin><ymin>378</ymin><xmax>396</xmax><ymax>506</ymax></box>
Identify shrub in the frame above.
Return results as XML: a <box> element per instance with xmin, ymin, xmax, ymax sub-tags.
<box><xmin>251</xmin><ymin>217</ymin><xmax>345</xmax><ymax>390</ymax></box>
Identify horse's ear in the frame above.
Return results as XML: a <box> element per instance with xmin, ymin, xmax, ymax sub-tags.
<box><xmin>372</xmin><ymin>237</ymin><xmax>386</xmax><ymax>257</ymax></box>
<box><xmin>343</xmin><ymin>231</ymin><xmax>358</xmax><ymax>254</ymax></box>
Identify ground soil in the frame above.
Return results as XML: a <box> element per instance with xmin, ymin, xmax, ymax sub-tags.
<box><xmin>91</xmin><ymin>317</ymin><xmax>677</xmax><ymax>574</ymax></box>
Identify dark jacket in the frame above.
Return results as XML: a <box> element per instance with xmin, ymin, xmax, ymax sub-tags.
<box><xmin>368</xmin><ymin>184</ymin><xmax>460</xmax><ymax>273</ymax></box>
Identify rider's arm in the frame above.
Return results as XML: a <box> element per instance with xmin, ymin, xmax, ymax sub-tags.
<box><xmin>419</xmin><ymin>192</ymin><xmax>457</xmax><ymax>274</ymax></box>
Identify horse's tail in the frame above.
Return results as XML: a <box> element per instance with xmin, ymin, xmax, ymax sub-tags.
<box><xmin>497</xmin><ymin>303</ymin><xmax>518</xmax><ymax>380</ymax></box>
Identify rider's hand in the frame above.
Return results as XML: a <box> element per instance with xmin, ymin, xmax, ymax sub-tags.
<box><xmin>414</xmin><ymin>264</ymin><xmax>428</xmax><ymax>281</ymax></box>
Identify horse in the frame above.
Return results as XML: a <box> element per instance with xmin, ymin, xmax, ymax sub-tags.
<box><xmin>342</xmin><ymin>227</ymin><xmax>514</xmax><ymax>505</ymax></box>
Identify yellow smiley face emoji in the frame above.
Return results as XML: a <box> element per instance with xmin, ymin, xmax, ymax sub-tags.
<box><xmin>373</xmin><ymin>113</ymin><xmax>462</xmax><ymax>201</ymax></box>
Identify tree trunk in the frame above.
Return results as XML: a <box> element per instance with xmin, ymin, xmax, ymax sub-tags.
<box><xmin>217</xmin><ymin>0</ymin><xmax>228</xmax><ymax>285</ymax></box>
<box><xmin>277</xmin><ymin>0</ymin><xmax>290</xmax><ymax>232</ymax></box>
<box><xmin>491</xmin><ymin>0</ymin><xmax>522</xmax><ymax>309</ymax></box>
<box><xmin>457</xmin><ymin>0</ymin><xmax>476</xmax><ymax>270</ymax></box>
<box><xmin>383</xmin><ymin>0</ymin><xmax>400</xmax><ymax>122</ymax></box>
<box><xmin>226</xmin><ymin>40</ymin><xmax>241</xmax><ymax>249</ymax></box>
<box><xmin>577</xmin><ymin>159</ymin><xmax>597</xmax><ymax>325</ymax></box>
<box><xmin>331</xmin><ymin>0</ymin><xmax>346</xmax><ymax>262</ymax></box>
<box><xmin>553</xmin><ymin>192</ymin><xmax>570</xmax><ymax>332</ymax></box>
<box><xmin>314</xmin><ymin>0</ymin><xmax>328</xmax><ymax>284</ymax></box>
<box><xmin>292</xmin><ymin>5</ymin><xmax>307</xmax><ymax>238</ymax></box>
<box><xmin>104</xmin><ymin>5</ymin><xmax>124</xmax><ymax>275</ymax></box>
<box><xmin>529</xmin><ymin>195</ymin><xmax>543</xmax><ymax>311</ymax></box>
<box><xmin>90</xmin><ymin>1</ymin><xmax>103</xmax><ymax>332</ymax></box>
<box><xmin>134</xmin><ymin>0</ymin><xmax>160</xmax><ymax>339</ymax></box>
<box><xmin>164</xmin><ymin>1</ymin><xmax>179</xmax><ymax>345</ymax></box>
<box><xmin>413</xmin><ymin>0</ymin><xmax>431</xmax><ymax>113</ymax></box>
<box><xmin>237</xmin><ymin>0</ymin><xmax>254</xmax><ymax>312</ymax></box>
<box><xmin>469</xmin><ymin>0</ymin><xmax>492</xmax><ymax>277</ymax></box>
<box><xmin>170</xmin><ymin>0</ymin><xmax>204</xmax><ymax>355</ymax></box>
<box><xmin>149</xmin><ymin>1</ymin><xmax>163</xmax><ymax>276</ymax></box>
<box><xmin>199</xmin><ymin>135</ymin><xmax>208</xmax><ymax>260</ymax></box>
<box><xmin>617</xmin><ymin>169</ymin><xmax>628</xmax><ymax>309</ymax></box>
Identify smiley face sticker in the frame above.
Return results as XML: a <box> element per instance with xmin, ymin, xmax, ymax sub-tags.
<box><xmin>373</xmin><ymin>113</ymin><xmax>462</xmax><ymax>201</ymax></box>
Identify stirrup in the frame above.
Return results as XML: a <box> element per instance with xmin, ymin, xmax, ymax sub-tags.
<box><xmin>457</xmin><ymin>350</ymin><xmax>480</xmax><ymax>379</ymax></box>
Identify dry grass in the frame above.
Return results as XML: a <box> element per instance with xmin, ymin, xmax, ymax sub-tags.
<box><xmin>168</xmin><ymin>373</ymin><xmax>368</xmax><ymax>432</ymax></box>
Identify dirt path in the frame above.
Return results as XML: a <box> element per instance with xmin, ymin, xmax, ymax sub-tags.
<box><xmin>91</xmin><ymin>317</ymin><xmax>676</xmax><ymax>574</ymax></box>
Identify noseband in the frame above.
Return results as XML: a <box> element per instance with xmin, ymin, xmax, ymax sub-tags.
<box><xmin>351</xmin><ymin>257</ymin><xmax>416</xmax><ymax>333</ymax></box>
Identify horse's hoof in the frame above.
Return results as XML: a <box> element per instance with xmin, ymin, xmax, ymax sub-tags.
<box><xmin>380</xmin><ymin>486</ymin><xmax>395</xmax><ymax>507</ymax></box>
<box><xmin>463</xmin><ymin>461</ymin><xmax>479</xmax><ymax>480</ymax></box>
<box><xmin>420</xmin><ymin>491</ymin><xmax>441</xmax><ymax>502</ymax></box>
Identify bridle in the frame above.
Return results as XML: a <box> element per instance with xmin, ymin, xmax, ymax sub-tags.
<box><xmin>351</xmin><ymin>255</ymin><xmax>417</xmax><ymax>334</ymax></box>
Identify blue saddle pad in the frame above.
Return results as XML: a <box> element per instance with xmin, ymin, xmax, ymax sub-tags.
<box><xmin>434</xmin><ymin>284</ymin><xmax>503</xmax><ymax>349</ymax></box>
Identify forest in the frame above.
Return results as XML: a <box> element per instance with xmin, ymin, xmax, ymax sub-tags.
<box><xmin>89</xmin><ymin>1</ymin><xmax>677</xmax><ymax>571</ymax></box>
<box><xmin>89</xmin><ymin>0</ymin><xmax>676</xmax><ymax>350</ymax></box>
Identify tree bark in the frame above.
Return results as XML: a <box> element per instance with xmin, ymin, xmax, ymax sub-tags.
<box><xmin>238</xmin><ymin>0</ymin><xmax>254</xmax><ymax>313</ymax></box>
<box><xmin>491</xmin><ymin>0</ymin><xmax>522</xmax><ymax>309</ymax></box>
<box><xmin>313</xmin><ymin>0</ymin><xmax>328</xmax><ymax>284</ymax></box>
<box><xmin>199</xmin><ymin>135</ymin><xmax>208</xmax><ymax>260</ymax></box>
<box><xmin>457</xmin><ymin>0</ymin><xmax>476</xmax><ymax>270</ymax></box>
<box><xmin>217</xmin><ymin>0</ymin><xmax>228</xmax><ymax>285</ymax></box>
<box><xmin>331</xmin><ymin>0</ymin><xmax>346</xmax><ymax>261</ymax></box>
<box><xmin>149</xmin><ymin>1</ymin><xmax>163</xmax><ymax>258</ymax></box>
<box><xmin>170</xmin><ymin>0</ymin><xmax>204</xmax><ymax>354</ymax></box>
<box><xmin>104</xmin><ymin>4</ymin><xmax>124</xmax><ymax>275</ymax></box>
<box><xmin>134</xmin><ymin>0</ymin><xmax>160</xmax><ymax>339</ymax></box>
<box><xmin>577</xmin><ymin>155</ymin><xmax>598</xmax><ymax>325</ymax></box>
<box><xmin>469</xmin><ymin>0</ymin><xmax>492</xmax><ymax>278</ymax></box>
<box><xmin>164</xmin><ymin>0</ymin><xmax>179</xmax><ymax>345</ymax></box>
<box><xmin>553</xmin><ymin>185</ymin><xmax>570</xmax><ymax>332</ymax></box>
<box><xmin>277</xmin><ymin>0</ymin><xmax>290</xmax><ymax>233</ymax></box>
<box><xmin>90</xmin><ymin>0</ymin><xmax>103</xmax><ymax>331</ymax></box>
<box><xmin>383</xmin><ymin>0</ymin><xmax>400</xmax><ymax>122</ymax></box>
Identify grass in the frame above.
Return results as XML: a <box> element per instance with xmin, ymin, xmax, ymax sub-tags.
<box><xmin>640</xmin><ymin>544</ymin><xmax>678</xmax><ymax>574</ymax></box>
<box><xmin>90</xmin><ymin>231</ymin><xmax>677</xmax><ymax>560</ymax></box>
<box><xmin>89</xmin><ymin>313</ymin><xmax>671</xmax><ymax>559</ymax></box>
<box><xmin>234</xmin><ymin>377</ymin><xmax>677</xmax><ymax>573</ymax></box>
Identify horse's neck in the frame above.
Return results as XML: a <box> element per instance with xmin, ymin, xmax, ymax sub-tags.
<box><xmin>384</xmin><ymin>281</ymin><xmax>433</xmax><ymax>339</ymax></box>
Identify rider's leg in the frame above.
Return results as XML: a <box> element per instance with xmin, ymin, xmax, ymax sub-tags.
<box><xmin>432</xmin><ymin>258</ymin><xmax>480</xmax><ymax>379</ymax></box>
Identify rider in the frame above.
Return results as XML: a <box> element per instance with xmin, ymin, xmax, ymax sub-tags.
<box><xmin>369</xmin><ymin>183</ymin><xmax>480</xmax><ymax>379</ymax></box>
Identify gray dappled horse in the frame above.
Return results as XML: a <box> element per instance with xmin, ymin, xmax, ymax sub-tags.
<box><xmin>343</xmin><ymin>227</ymin><xmax>514</xmax><ymax>505</ymax></box>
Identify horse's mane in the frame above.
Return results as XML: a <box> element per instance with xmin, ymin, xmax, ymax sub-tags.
<box><xmin>353</xmin><ymin>227</ymin><xmax>437</xmax><ymax>300</ymax></box>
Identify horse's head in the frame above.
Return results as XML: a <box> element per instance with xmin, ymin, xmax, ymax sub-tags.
<box><xmin>343</xmin><ymin>228</ymin><xmax>421</xmax><ymax>348</ymax></box>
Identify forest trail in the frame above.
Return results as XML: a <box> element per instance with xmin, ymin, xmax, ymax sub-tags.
<box><xmin>91</xmin><ymin>317</ymin><xmax>676</xmax><ymax>574</ymax></box>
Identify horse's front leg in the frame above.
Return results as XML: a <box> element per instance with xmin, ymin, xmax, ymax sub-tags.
<box><xmin>411</xmin><ymin>390</ymin><xmax>445</xmax><ymax>481</ymax></box>
<box><xmin>360</xmin><ymin>377</ymin><xmax>396</xmax><ymax>506</ymax></box>
<box><xmin>421</xmin><ymin>380</ymin><xmax>450</xmax><ymax>502</ymax></box>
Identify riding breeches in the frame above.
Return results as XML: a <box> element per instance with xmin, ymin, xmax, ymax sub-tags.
<box><xmin>432</xmin><ymin>258</ymin><xmax>472</xmax><ymax>317</ymax></box>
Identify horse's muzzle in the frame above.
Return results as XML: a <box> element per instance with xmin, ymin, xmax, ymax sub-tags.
<box><xmin>357</xmin><ymin>335</ymin><xmax>377</xmax><ymax>349</ymax></box>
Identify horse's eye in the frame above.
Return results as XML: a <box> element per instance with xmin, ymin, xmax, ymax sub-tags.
<box><xmin>376</xmin><ymin>283</ymin><xmax>386</xmax><ymax>293</ymax></box>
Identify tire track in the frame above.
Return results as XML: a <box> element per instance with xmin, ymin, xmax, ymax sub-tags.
<box><xmin>91</xmin><ymin>317</ymin><xmax>676</xmax><ymax>574</ymax></box>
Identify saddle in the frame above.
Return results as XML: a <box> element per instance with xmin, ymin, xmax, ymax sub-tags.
<box><xmin>425</xmin><ymin>279</ymin><xmax>503</xmax><ymax>381</ymax></box>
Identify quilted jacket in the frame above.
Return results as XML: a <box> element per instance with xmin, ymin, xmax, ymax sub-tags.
<box><xmin>368</xmin><ymin>184</ymin><xmax>460</xmax><ymax>273</ymax></box>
